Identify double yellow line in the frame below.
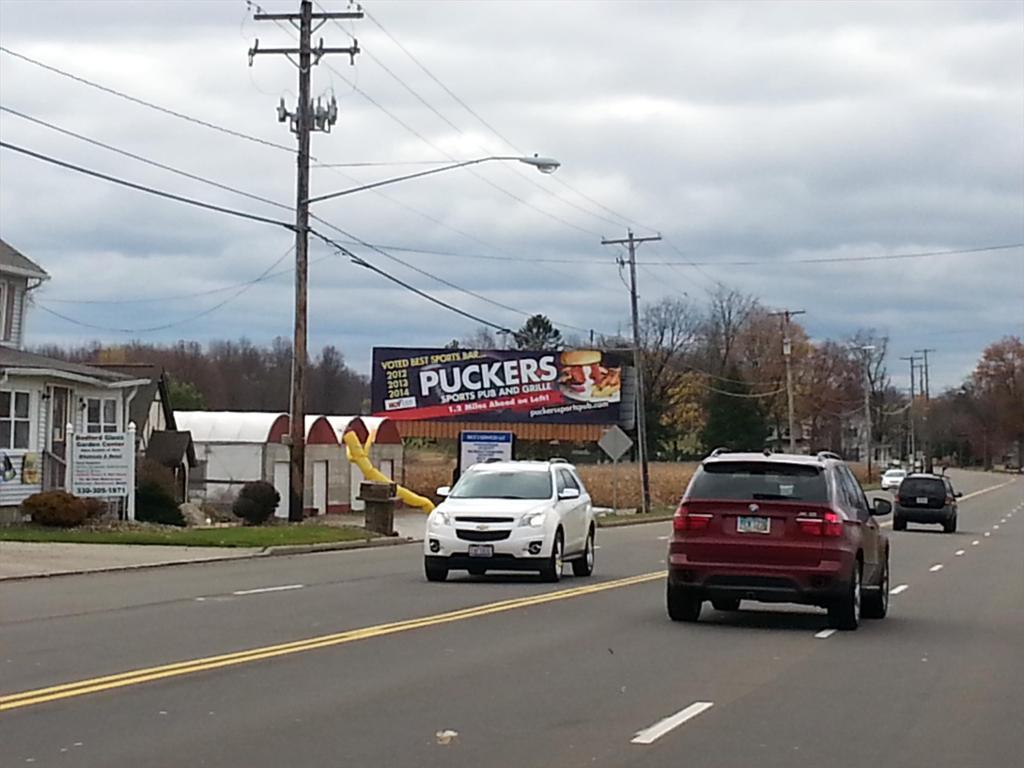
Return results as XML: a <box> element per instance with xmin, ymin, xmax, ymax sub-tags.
<box><xmin>1</xmin><ymin>571</ymin><xmax>663</xmax><ymax>712</ymax></box>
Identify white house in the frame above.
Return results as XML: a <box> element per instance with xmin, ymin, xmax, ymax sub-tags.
<box><xmin>0</xmin><ymin>239</ymin><xmax>195</xmax><ymax>521</ymax></box>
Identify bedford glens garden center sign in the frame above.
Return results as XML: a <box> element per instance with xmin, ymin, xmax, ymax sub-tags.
<box><xmin>371</xmin><ymin>347</ymin><xmax>631</xmax><ymax>425</ymax></box>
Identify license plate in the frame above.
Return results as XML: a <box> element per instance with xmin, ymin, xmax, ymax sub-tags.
<box><xmin>916</xmin><ymin>497</ymin><xmax>928</xmax><ymax>505</ymax></box>
<box><xmin>737</xmin><ymin>516</ymin><xmax>771</xmax><ymax>534</ymax></box>
<box><xmin>468</xmin><ymin>544</ymin><xmax>493</xmax><ymax>558</ymax></box>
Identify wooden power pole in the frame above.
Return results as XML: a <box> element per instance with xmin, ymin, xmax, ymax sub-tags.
<box><xmin>250</xmin><ymin>1</ymin><xmax>362</xmax><ymax>521</ymax></box>
<box><xmin>601</xmin><ymin>230</ymin><xmax>661</xmax><ymax>515</ymax></box>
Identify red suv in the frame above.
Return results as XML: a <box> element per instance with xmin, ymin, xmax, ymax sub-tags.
<box><xmin>667</xmin><ymin>450</ymin><xmax>892</xmax><ymax>630</ymax></box>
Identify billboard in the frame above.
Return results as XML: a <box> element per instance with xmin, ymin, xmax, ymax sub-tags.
<box><xmin>372</xmin><ymin>347</ymin><xmax>631</xmax><ymax>424</ymax></box>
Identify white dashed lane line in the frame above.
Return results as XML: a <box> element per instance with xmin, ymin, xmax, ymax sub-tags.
<box><xmin>231</xmin><ymin>584</ymin><xmax>305</xmax><ymax>596</ymax></box>
<box><xmin>929</xmin><ymin>564</ymin><xmax>944</xmax><ymax>573</ymax></box>
<box><xmin>890</xmin><ymin>584</ymin><xmax>910</xmax><ymax>595</ymax></box>
<box><xmin>985</xmin><ymin>532</ymin><xmax>992</xmax><ymax>537</ymax></box>
<box><xmin>955</xmin><ymin>550</ymin><xmax>966</xmax><ymax>556</ymax></box>
<box><xmin>815</xmin><ymin>629</ymin><xmax>837</xmax><ymax>639</ymax></box>
<box><xmin>972</xmin><ymin>540</ymin><xmax>980</xmax><ymax>546</ymax></box>
<box><xmin>631</xmin><ymin>702</ymin><xmax>715</xmax><ymax>745</ymax></box>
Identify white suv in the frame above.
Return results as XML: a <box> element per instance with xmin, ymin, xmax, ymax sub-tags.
<box><xmin>424</xmin><ymin>460</ymin><xmax>596</xmax><ymax>583</ymax></box>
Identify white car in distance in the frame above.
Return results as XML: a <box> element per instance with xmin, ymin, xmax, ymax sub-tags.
<box><xmin>881</xmin><ymin>468</ymin><xmax>908</xmax><ymax>492</ymax></box>
<box><xmin>424</xmin><ymin>460</ymin><xmax>596</xmax><ymax>583</ymax></box>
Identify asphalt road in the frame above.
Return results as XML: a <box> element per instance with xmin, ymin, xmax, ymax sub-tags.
<box><xmin>1</xmin><ymin>470</ymin><xmax>1021</xmax><ymax>767</ymax></box>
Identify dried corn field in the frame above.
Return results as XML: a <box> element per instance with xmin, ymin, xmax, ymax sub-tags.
<box><xmin>402</xmin><ymin>453</ymin><xmax>696</xmax><ymax>510</ymax></box>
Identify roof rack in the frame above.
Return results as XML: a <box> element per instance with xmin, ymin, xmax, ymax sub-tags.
<box><xmin>549</xmin><ymin>457</ymin><xmax>569</xmax><ymax>464</ymax></box>
<box><xmin>816</xmin><ymin>451</ymin><xmax>842</xmax><ymax>461</ymax></box>
<box><xmin>709</xmin><ymin>447</ymin><xmax>731</xmax><ymax>457</ymax></box>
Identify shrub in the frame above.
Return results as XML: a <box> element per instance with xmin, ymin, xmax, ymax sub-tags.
<box><xmin>136</xmin><ymin>481</ymin><xmax>185</xmax><ymax>526</ymax></box>
<box><xmin>232</xmin><ymin>481</ymin><xmax>280</xmax><ymax>525</ymax></box>
<box><xmin>23</xmin><ymin>491</ymin><xmax>88</xmax><ymax>528</ymax></box>
<box><xmin>138</xmin><ymin>458</ymin><xmax>178</xmax><ymax>500</ymax></box>
<box><xmin>82</xmin><ymin>498</ymin><xmax>108</xmax><ymax>519</ymax></box>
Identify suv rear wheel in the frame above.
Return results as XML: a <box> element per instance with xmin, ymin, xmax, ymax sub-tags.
<box><xmin>863</xmin><ymin>551</ymin><xmax>889</xmax><ymax>619</ymax></box>
<box><xmin>828</xmin><ymin>561</ymin><xmax>862</xmax><ymax>630</ymax></box>
<box><xmin>667</xmin><ymin>581</ymin><xmax>702</xmax><ymax>622</ymax></box>
<box><xmin>893</xmin><ymin>516</ymin><xmax>907</xmax><ymax>531</ymax></box>
<box><xmin>943</xmin><ymin>514</ymin><xmax>957</xmax><ymax>533</ymax></box>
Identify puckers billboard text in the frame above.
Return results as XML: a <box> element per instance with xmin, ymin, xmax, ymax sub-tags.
<box><xmin>371</xmin><ymin>347</ymin><xmax>626</xmax><ymax>424</ymax></box>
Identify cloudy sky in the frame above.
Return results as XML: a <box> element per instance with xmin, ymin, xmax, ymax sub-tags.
<box><xmin>1</xmin><ymin>0</ymin><xmax>1021</xmax><ymax>391</ymax></box>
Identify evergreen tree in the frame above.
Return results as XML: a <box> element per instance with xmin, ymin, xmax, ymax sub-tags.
<box><xmin>514</xmin><ymin>314</ymin><xmax>563</xmax><ymax>351</ymax></box>
<box><xmin>700</xmin><ymin>368</ymin><xmax>769</xmax><ymax>451</ymax></box>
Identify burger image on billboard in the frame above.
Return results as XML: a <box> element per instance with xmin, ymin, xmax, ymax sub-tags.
<box><xmin>558</xmin><ymin>350</ymin><xmax>622</xmax><ymax>403</ymax></box>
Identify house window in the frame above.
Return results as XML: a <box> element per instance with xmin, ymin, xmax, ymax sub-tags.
<box><xmin>86</xmin><ymin>397</ymin><xmax>118</xmax><ymax>434</ymax></box>
<box><xmin>0</xmin><ymin>390</ymin><xmax>31</xmax><ymax>449</ymax></box>
<box><xmin>0</xmin><ymin>282</ymin><xmax>8</xmax><ymax>341</ymax></box>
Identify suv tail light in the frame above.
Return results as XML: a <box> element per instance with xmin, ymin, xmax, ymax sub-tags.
<box><xmin>673</xmin><ymin>504</ymin><xmax>713</xmax><ymax>533</ymax></box>
<box><xmin>795</xmin><ymin>510</ymin><xmax>844</xmax><ymax>537</ymax></box>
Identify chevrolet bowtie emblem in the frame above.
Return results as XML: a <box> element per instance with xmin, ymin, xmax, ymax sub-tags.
<box><xmin>748</xmin><ymin>504</ymin><xmax>759</xmax><ymax>514</ymax></box>
<box><xmin>476</xmin><ymin>524</ymin><xmax>489</xmax><ymax>531</ymax></box>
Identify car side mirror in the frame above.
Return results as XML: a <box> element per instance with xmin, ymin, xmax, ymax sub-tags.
<box><xmin>436</xmin><ymin>486</ymin><xmax>451</xmax><ymax>498</ymax></box>
<box><xmin>871</xmin><ymin>498</ymin><xmax>892</xmax><ymax>516</ymax></box>
<box><xmin>558</xmin><ymin>488</ymin><xmax>581</xmax><ymax>500</ymax></box>
<box><xmin>955</xmin><ymin>492</ymin><xmax>963</xmax><ymax>498</ymax></box>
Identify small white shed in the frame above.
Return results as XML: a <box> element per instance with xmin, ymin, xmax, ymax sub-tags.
<box><xmin>175</xmin><ymin>411</ymin><xmax>288</xmax><ymax>502</ymax></box>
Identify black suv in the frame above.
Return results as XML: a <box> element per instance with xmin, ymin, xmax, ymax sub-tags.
<box><xmin>893</xmin><ymin>473</ymin><xmax>961</xmax><ymax>532</ymax></box>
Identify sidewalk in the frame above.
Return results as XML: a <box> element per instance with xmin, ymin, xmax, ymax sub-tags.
<box><xmin>0</xmin><ymin>511</ymin><xmax>427</xmax><ymax>581</ymax></box>
<box><xmin>0</xmin><ymin>541</ymin><xmax>261</xmax><ymax>580</ymax></box>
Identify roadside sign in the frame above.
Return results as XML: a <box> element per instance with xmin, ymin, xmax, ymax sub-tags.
<box><xmin>599</xmin><ymin>425</ymin><xmax>633</xmax><ymax>462</ymax></box>
<box><xmin>459</xmin><ymin>430</ymin><xmax>514</xmax><ymax>476</ymax></box>
<box><xmin>72</xmin><ymin>432</ymin><xmax>131</xmax><ymax>497</ymax></box>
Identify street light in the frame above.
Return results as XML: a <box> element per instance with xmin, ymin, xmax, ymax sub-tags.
<box><xmin>306</xmin><ymin>154</ymin><xmax>561</xmax><ymax>205</ymax></box>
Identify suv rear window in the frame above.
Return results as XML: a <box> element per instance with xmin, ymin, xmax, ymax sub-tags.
<box><xmin>899</xmin><ymin>477</ymin><xmax>946</xmax><ymax>497</ymax></box>
<box><xmin>688</xmin><ymin>461</ymin><xmax>829</xmax><ymax>502</ymax></box>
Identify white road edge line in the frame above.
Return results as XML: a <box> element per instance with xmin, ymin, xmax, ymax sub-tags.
<box><xmin>814</xmin><ymin>629</ymin><xmax>837</xmax><ymax>639</ymax></box>
<box><xmin>929</xmin><ymin>564</ymin><xmax>944</xmax><ymax>572</ymax></box>
<box><xmin>231</xmin><ymin>584</ymin><xmax>305</xmax><ymax>596</ymax></box>
<box><xmin>632</xmin><ymin>701</ymin><xmax>715</xmax><ymax>745</ymax></box>
<box><xmin>955</xmin><ymin>550</ymin><xmax>965</xmax><ymax>556</ymax></box>
<box><xmin>890</xmin><ymin>584</ymin><xmax>909</xmax><ymax>595</ymax></box>
<box><xmin>959</xmin><ymin>479</ymin><xmax>1016</xmax><ymax>502</ymax></box>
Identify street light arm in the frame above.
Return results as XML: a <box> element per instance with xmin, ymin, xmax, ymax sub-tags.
<box><xmin>305</xmin><ymin>154</ymin><xmax>559</xmax><ymax>204</ymax></box>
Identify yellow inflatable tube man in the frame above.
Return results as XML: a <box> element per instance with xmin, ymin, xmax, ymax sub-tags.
<box><xmin>342</xmin><ymin>430</ymin><xmax>435</xmax><ymax>513</ymax></box>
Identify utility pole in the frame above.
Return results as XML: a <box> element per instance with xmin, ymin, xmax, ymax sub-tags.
<box><xmin>900</xmin><ymin>355</ymin><xmax>920</xmax><ymax>467</ymax></box>
<box><xmin>250</xmin><ymin>1</ymin><xmax>362</xmax><ymax>522</ymax></box>
<box><xmin>769</xmin><ymin>309</ymin><xmax>806</xmax><ymax>453</ymax></box>
<box><xmin>602</xmin><ymin>230</ymin><xmax>661</xmax><ymax>515</ymax></box>
<box><xmin>916</xmin><ymin>348</ymin><xmax>936</xmax><ymax>472</ymax></box>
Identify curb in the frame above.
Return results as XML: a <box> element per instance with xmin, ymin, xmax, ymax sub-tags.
<box><xmin>262</xmin><ymin>536</ymin><xmax>421</xmax><ymax>556</ymax></box>
<box><xmin>0</xmin><ymin>552</ymin><xmax>264</xmax><ymax>582</ymax></box>
<box><xmin>597</xmin><ymin>515</ymin><xmax>674</xmax><ymax>529</ymax></box>
<box><xmin>0</xmin><ymin>535</ymin><xmax>423</xmax><ymax>582</ymax></box>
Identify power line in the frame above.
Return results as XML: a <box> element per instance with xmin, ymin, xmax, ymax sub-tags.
<box><xmin>0</xmin><ymin>106</ymin><xmax>289</xmax><ymax>216</ymax></box>
<box><xmin>0</xmin><ymin>141</ymin><xmax>294</xmax><ymax>230</ymax></box>
<box><xmin>283</xmin><ymin>2</ymin><xmax>608</xmax><ymax>238</ymax></box>
<box><xmin>32</xmin><ymin>245</ymin><xmax>299</xmax><ymax>333</ymax></box>
<box><xmin>310</xmin><ymin>217</ymin><xmax>602</xmax><ymax>335</ymax></box>
<box><xmin>3</xmin><ymin>107</ymin><xmax>597</xmax><ymax>323</ymax></box>
<box><xmin>0</xmin><ymin>45</ymin><xmax>297</xmax><ymax>155</ymax></box>
<box><xmin>356</xmin><ymin>2</ymin><xmax>643</xmax><ymax>231</ymax></box>
<box><xmin>0</xmin><ymin>46</ymin><xmax>590</xmax><ymax>272</ymax></box>
<box><xmin>308</xmin><ymin>230</ymin><xmax>511</xmax><ymax>332</ymax></box>
<box><xmin>639</xmin><ymin>243</ymin><xmax>1024</xmax><ymax>267</ymax></box>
